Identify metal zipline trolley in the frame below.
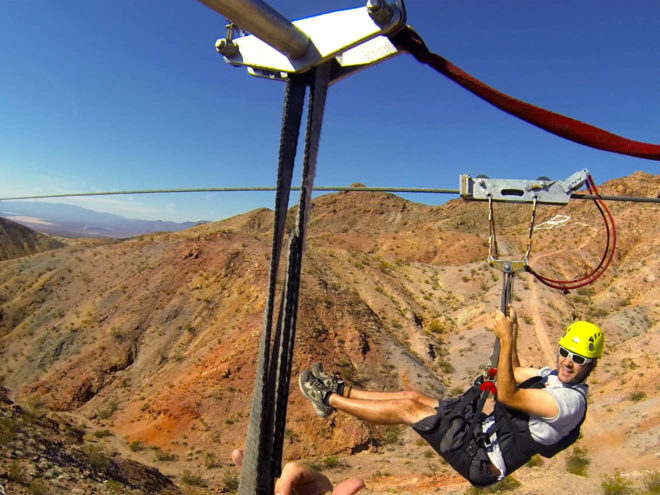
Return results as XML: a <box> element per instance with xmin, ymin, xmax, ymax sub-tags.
<box><xmin>196</xmin><ymin>1</ymin><xmax>656</xmax><ymax>492</ymax></box>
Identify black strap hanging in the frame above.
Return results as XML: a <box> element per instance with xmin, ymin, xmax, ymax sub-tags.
<box><xmin>239</xmin><ymin>62</ymin><xmax>331</xmax><ymax>495</ymax></box>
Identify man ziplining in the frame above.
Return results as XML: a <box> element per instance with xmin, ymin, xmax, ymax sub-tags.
<box><xmin>299</xmin><ymin>306</ymin><xmax>604</xmax><ymax>487</ymax></box>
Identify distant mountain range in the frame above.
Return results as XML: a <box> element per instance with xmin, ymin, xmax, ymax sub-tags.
<box><xmin>0</xmin><ymin>201</ymin><xmax>206</xmax><ymax>238</ymax></box>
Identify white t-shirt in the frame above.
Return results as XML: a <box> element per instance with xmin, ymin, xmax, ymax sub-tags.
<box><xmin>483</xmin><ymin>367</ymin><xmax>588</xmax><ymax>480</ymax></box>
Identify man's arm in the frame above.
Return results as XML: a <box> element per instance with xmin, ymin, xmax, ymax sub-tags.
<box><xmin>508</xmin><ymin>306</ymin><xmax>540</xmax><ymax>384</ymax></box>
<box><xmin>493</xmin><ymin>310</ymin><xmax>559</xmax><ymax>419</ymax></box>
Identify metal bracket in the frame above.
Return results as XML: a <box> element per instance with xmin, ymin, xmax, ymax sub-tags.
<box><xmin>490</xmin><ymin>259</ymin><xmax>527</xmax><ymax>274</ymax></box>
<box><xmin>205</xmin><ymin>0</ymin><xmax>406</xmax><ymax>84</ymax></box>
<box><xmin>460</xmin><ymin>169</ymin><xmax>590</xmax><ymax>205</ymax></box>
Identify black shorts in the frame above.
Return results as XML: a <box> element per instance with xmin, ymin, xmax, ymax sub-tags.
<box><xmin>412</xmin><ymin>397</ymin><xmax>500</xmax><ymax>488</ymax></box>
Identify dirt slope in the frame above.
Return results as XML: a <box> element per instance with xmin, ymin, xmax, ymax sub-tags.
<box><xmin>0</xmin><ymin>217</ymin><xmax>64</xmax><ymax>261</ymax></box>
<box><xmin>0</xmin><ymin>172</ymin><xmax>658</xmax><ymax>493</ymax></box>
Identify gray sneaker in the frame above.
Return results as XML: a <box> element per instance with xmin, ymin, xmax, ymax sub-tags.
<box><xmin>299</xmin><ymin>370</ymin><xmax>334</xmax><ymax>418</ymax></box>
<box><xmin>311</xmin><ymin>362</ymin><xmax>345</xmax><ymax>395</ymax></box>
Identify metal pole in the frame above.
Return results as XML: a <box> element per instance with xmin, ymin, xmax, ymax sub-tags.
<box><xmin>197</xmin><ymin>0</ymin><xmax>311</xmax><ymax>59</ymax></box>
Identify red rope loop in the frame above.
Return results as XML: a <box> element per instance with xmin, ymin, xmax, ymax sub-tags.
<box><xmin>527</xmin><ymin>175</ymin><xmax>617</xmax><ymax>290</ymax></box>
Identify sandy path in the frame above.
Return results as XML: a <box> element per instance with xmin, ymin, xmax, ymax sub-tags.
<box><xmin>528</xmin><ymin>279</ymin><xmax>555</xmax><ymax>366</ymax></box>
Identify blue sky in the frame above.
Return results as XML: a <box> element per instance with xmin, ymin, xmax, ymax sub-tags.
<box><xmin>2</xmin><ymin>1</ymin><xmax>658</xmax><ymax>222</ymax></box>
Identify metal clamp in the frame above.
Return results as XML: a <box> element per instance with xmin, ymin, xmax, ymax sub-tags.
<box><xmin>460</xmin><ymin>169</ymin><xmax>590</xmax><ymax>205</ymax></box>
<box><xmin>200</xmin><ymin>0</ymin><xmax>407</xmax><ymax>84</ymax></box>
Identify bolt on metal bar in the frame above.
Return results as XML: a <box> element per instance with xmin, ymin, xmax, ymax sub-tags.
<box><xmin>197</xmin><ymin>0</ymin><xmax>310</xmax><ymax>59</ymax></box>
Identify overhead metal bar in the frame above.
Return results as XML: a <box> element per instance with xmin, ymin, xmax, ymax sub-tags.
<box><xmin>460</xmin><ymin>169</ymin><xmax>590</xmax><ymax>205</ymax></box>
<box><xmin>198</xmin><ymin>0</ymin><xmax>407</xmax><ymax>83</ymax></box>
<box><xmin>197</xmin><ymin>0</ymin><xmax>311</xmax><ymax>60</ymax></box>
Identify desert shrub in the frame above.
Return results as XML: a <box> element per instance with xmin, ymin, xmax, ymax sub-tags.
<box><xmin>428</xmin><ymin>320</ymin><xmax>445</xmax><ymax>334</ymax></box>
<box><xmin>84</xmin><ymin>444</ymin><xmax>110</xmax><ymax>471</ymax></box>
<box><xmin>382</xmin><ymin>425</ymin><xmax>403</xmax><ymax>445</ymax></box>
<box><xmin>204</xmin><ymin>452</ymin><xmax>220</xmax><ymax>469</ymax></box>
<box><xmin>629</xmin><ymin>390</ymin><xmax>646</xmax><ymax>402</ymax></box>
<box><xmin>645</xmin><ymin>471</ymin><xmax>660</xmax><ymax>494</ymax></box>
<box><xmin>601</xmin><ymin>470</ymin><xmax>634</xmax><ymax>495</ymax></box>
<box><xmin>105</xmin><ymin>480</ymin><xmax>124</xmax><ymax>495</ymax></box>
<box><xmin>566</xmin><ymin>446</ymin><xmax>590</xmax><ymax>477</ymax></box>
<box><xmin>222</xmin><ymin>470</ymin><xmax>239</xmax><ymax>491</ymax></box>
<box><xmin>129</xmin><ymin>440</ymin><xmax>145</xmax><ymax>452</ymax></box>
<box><xmin>0</xmin><ymin>416</ymin><xmax>19</xmax><ymax>442</ymax></box>
<box><xmin>153</xmin><ymin>447</ymin><xmax>176</xmax><ymax>462</ymax></box>
<box><xmin>181</xmin><ymin>470</ymin><xmax>204</xmax><ymax>486</ymax></box>
<box><xmin>320</xmin><ymin>455</ymin><xmax>349</xmax><ymax>470</ymax></box>
<box><xmin>466</xmin><ymin>476</ymin><xmax>521</xmax><ymax>493</ymax></box>
<box><xmin>93</xmin><ymin>429</ymin><xmax>112</xmax><ymax>439</ymax></box>
<box><xmin>526</xmin><ymin>454</ymin><xmax>543</xmax><ymax>468</ymax></box>
<box><xmin>8</xmin><ymin>461</ymin><xmax>27</xmax><ymax>484</ymax></box>
<box><xmin>28</xmin><ymin>478</ymin><xmax>49</xmax><ymax>495</ymax></box>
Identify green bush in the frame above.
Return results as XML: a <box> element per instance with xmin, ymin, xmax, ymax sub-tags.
<box><xmin>129</xmin><ymin>440</ymin><xmax>145</xmax><ymax>452</ymax></box>
<box><xmin>222</xmin><ymin>470</ymin><xmax>239</xmax><ymax>491</ymax></box>
<box><xmin>466</xmin><ymin>476</ymin><xmax>521</xmax><ymax>493</ymax></box>
<box><xmin>181</xmin><ymin>470</ymin><xmax>204</xmax><ymax>486</ymax></box>
<box><xmin>153</xmin><ymin>447</ymin><xmax>176</xmax><ymax>462</ymax></box>
<box><xmin>526</xmin><ymin>454</ymin><xmax>543</xmax><ymax>468</ymax></box>
<box><xmin>204</xmin><ymin>452</ymin><xmax>220</xmax><ymax>469</ymax></box>
<box><xmin>566</xmin><ymin>446</ymin><xmax>590</xmax><ymax>477</ymax></box>
<box><xmin>601</xmin><ymin>471</ymin><xmax>634</xmax><ymax>495</ymax></box>
<box><xmin>0</xmin><ymin>417</ymin><xmax>19</xmax><ymax>443</ymax></box>
<box><xmin>93</xmin><ymin>429</ymin><xmax>113</xmax><ymax>439</ymax></box>
<box><xmin>84</xmin><ymin>444</ymin><xmax>110</xmax><ymax>471</ymax></box>
<box><xmin>645</xmin><ymin>471</ymin><xmax>660</xmax><ymax>494</ymax></box>
<box><xmin>28</xmin><ymin>478</ymin><xmax>49</xmax><ymax>495</ymax></box>
<box><xmin>8</xmin><ymin>461</ymin><xmax>27</xmax><ymax>484</ymax></box>
<box><xmin>382</xmin><ymin>425</ymin><xmax>403</xmax><ymax>445</ymax></box>
<box><xmin>629</xmin><ymin>390</ymin><xmax>647</xmax><ymax>402</ymax></box>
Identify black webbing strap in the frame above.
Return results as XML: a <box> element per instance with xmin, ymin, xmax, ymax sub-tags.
<box><xmin>466</xmin><ymin>272</ymin><xmax>513</xmax><ymax>446</ymax></box>
<box><xmin>271</xmin><ymin>61</ymin><xmax>330</xmax><ymax>477</ymax></box>
<box><xmin>490</xmin><ymin>272</ymin><xmax>514</xmax><ymax>367</ymax></box>
<box><xmin>238</xmin><ymin>62</ymin><xmax>331</xmax><ymax>495</ymax></box>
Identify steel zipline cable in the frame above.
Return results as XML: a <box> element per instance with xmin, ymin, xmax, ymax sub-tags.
<box><xmin>1</xmin><ymin>187</ymin><xmax>659</xmax><ymax>204</ymax></box>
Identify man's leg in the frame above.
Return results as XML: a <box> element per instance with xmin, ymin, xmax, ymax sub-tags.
<box><xmin>300</xmin><ymin>365</ymin><xmax>440</xmax><ymax>424</ymax></box>
<box><xmin>328</xmin><ymin>392</ymin><xmax>437</xmax><ymax>426</ymax></box>
<box><xmin>347</xmin><ymin>388</ymin><xmax>440</xmax><ymax>409</ymax></box>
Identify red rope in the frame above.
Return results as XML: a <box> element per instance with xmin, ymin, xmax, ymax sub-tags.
<box><xmin>391</xmin><ymin>27</ymin><xmax>660</xmax><ymax>161</ymax></box>
<box><xmin>527</xmin><ymin>175</ymin><xmax>617</xmax><ymax>290</ymax></box>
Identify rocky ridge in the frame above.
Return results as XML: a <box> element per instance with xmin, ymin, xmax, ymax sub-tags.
<box><xmin>0</xmin><ymin>171</ymin><xmax>658</xmax><ymax>494</ymax></box>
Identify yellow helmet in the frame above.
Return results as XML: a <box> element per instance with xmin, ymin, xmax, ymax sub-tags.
<box><xmin>559</xmin><ymin>321</ymin><xmax>604</xmax><ymax>359</ymax></box>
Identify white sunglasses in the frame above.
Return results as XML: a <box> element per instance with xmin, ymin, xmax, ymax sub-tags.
<box><xmin>558</xmin><ymin>346</ymin><xmax>593</xmax><ymax>365</ymax></box>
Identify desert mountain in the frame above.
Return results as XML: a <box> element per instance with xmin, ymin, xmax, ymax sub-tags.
<box><xmin>0</xmin><ymin>172</ymin><xmax>658</xmax><ymax>494</ymax></box>
<box><xmin>0</xmin><ymin>217</ymin><xmax>65</xmax><ymax>262</ymax></box>
<box><xmin>0</xmin><ymin>201</ymin><xmax>203</xmax><ymax>238</ymax></box>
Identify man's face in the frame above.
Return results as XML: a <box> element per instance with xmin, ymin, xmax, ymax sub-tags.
<box><xmin>556</xmin><ymin>350</ymin><xmax>592</xmax><ymax>384</ymax></box>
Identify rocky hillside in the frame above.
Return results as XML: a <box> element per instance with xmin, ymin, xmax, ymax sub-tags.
<box><xmin>0</xmin><ymin>172</ymin><xmax>658</xmax><ymax>494</ymax></box>
<box><xmin>0</xmin><ymin>386</ymin><xmax>180</xmax><ymax>494</ymax></box>
<box><xmin>0</xmin><ymin>217</ymin><xmax>64</xmax><ymax>261</ymax></box>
